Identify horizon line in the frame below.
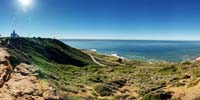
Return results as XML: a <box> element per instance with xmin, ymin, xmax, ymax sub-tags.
<box><xmin>2</xmin><ymin>36</ymin><xmax>200</xmax><ymax>41</ymax></box>
<box><xmin>59</xmin><ymin>38</ymin><xmax>200</xmax><ymax>41</ymax></box>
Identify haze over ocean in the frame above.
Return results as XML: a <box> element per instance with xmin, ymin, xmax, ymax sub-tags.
<box><xmin>62</xmin><ymin>40</ymin><xmax>200</xmax><ymax>62</ymax></box>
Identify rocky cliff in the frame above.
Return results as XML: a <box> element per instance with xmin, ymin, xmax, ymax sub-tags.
<box><xmin>0</xmin><ymin>38</ymin><xmax>95</xmax><ymax>100</ymax></box>
<box><xmin>0</xmin><ymin>48</ymin><xmax>62</xmax><ymax>100</ymax></box>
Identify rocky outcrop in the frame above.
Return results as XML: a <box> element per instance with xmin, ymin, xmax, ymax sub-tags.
<box><xmin>0</xmin><ymin>48</ymin><xmax>62</xmax><ymax>100</ymax></box>
<box><xmin>0</xmin><ymin>63</ymin><xmax>62</xmax><ymax>100</ymax></box>
<box><xmin>0</xmin><ymin>48</ymin><xmax>11</xmax><ymax>87</ymax></box>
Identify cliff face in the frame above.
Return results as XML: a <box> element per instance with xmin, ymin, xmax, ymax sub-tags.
<box><xmin>0</xmin><ymin>38</ymin><xmax>94</xmax><ymax>100</ymax></box>
<box><xmin>0</xmin><ymin>48</ymin><xmax>61</xmax><ymax>100</ymax></box>
<box><xmin>0</xmin><ymin>48</ymin><xmax>11</xmax><ymax>88</ymax></box>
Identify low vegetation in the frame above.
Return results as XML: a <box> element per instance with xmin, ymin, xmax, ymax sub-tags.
<box><xmin>142</xmin><ymin>91</ymin><xmax>172</xmax><ymax>100</ymax></box>
<box><xmin>1</xmin><ymin>37</ymin><xmax>200</xmax><ymax>100</ymax></box>
<box><xmin>1</xmin><ymin>37</ymin><xmax>93</xmax><ymax>67</ymax></box>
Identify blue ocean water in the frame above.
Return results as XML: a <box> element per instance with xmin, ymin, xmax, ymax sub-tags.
<box><xmin>61</xmin><ymin>40</ymin><xmax>200</xmax><ymax>62</ymax></box>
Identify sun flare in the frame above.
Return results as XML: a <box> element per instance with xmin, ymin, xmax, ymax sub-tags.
<box><xmin>18</xmin><ymin>0</ymin><xmax>32</xmax><ymax>7</ymax></box>
<box><xmin>17</xmin><ymin>0</ymin><xmax>34</xmax><ymax>12</ymax></box>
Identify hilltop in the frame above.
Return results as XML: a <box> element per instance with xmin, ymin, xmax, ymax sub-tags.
<box><xmin>0</xmin><ymin>38</ymin><xmax>200</xmax><ymax>100</ymax></box>
<box><xmin>0</xmin><ymin>37</ymin><xmax>95</xmax><ymax>99</ymax></box>
<box><xmin>0</xmin><ymin>38</ymin><xmax>93</xmax><ymax>67</ymax></box>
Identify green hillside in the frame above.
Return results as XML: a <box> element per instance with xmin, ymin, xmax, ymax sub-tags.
<box><xmin>1</xmin><ymin>38</ymin><xmax>200</xmax><ymax>100</ymax></box>
<box><xmin>0</xmin><ymin>38</ymin><xmax>98</xmax><ymax>99</ymax></box>
<box><xmin>1</xmin><ymin>38</ymin><xmax>93</xmax><ymax>67</ymax></box>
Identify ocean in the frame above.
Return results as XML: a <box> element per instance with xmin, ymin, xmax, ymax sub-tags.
<box><xmin>61</xmin><ymin>39</ymin><xmax>200</xmax><ymax>62</ymax></box>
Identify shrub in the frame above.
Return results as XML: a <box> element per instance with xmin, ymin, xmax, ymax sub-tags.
<box><xmin>187</xmin><ymin>79</ymin><xmax>200</xmax><ymax>87</ymax></box>
<box><xmin>159</xmin><ymin>65</ymin><xmax>177</xmax><ymax>74</ymax></box>
<box><xmin>113</xmin><ymin>95</ymin><xmax>129</xmax><ymax>100</ymax></box>
<box><xmin>142</xmin><ymin>91</ymin><xmax>172</xmax><ymax>100</ymax></box>
<box><xmin>181</xmin><ymin>61</ymin><xmax>192</xmax><ymax>65</ymax></box>
<box><xmin>61</xmin><ymin>86</ymin><xmax>79</xmax><ymax>94</ymax></box>
<box><xmin>108</xmin><ymin>80</ymin><xmax>126</xmax><ymax>88</ymax></box>
<box><xmin>94</xmin><ymin>85</ymin><xmax>114</xmax><ymax>96</ymax></box>
<box><xmin>194</xmin><ymin>96</ymin><xmax>200</xmax><ymax>100</ymax></box>
<box><xmin>35</xmin><ymin>70</ymin><xmax>48</xmax><ymax>79</ymax></box>
<box><xmin>89</xmin><ymin>75</ymin><xmax>104</xmax><ymax>83</ymax></box>
<box><xmin>91</xmin><ymin>91</ymin><xmax>98</xmax><ymax>97</ymax></box>
<box><xmin>173</xmin><ymin>82</ymin><xmax>185</xmax><ymax>87</ymax></box>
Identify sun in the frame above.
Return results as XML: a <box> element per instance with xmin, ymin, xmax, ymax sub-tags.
<box><xmin>17</xmin><ymin>0</ymin><xmax>34</xmax><ymax>12</ymax></box>
<box><xmin>18</xmin><ymin>0</ymin><xmax>33</xmax><ymax>7</ymax></box>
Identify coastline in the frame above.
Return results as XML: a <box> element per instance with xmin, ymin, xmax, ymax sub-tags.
<box><xmin>86</xmin><ymin>49</ymin><xmax>198</xmax><ymax>63</ymax></box>
<box><xmin>84</xmin><ymin>47</ymin><xmax>200</xmax><ymax>99</ymax></box>
<box><xmin>62</xmin><ymin>39</ymin><xmax>200</xmax><ymax>63</ymax></box>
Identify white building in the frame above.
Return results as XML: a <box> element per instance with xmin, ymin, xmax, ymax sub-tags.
<box><xmin>11</xmin><ymin>30</ymin><xmax>20</xmax><ymax>38</ymax></box>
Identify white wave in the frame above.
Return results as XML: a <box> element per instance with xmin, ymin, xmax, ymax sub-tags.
<box><xmin>110</xmin><ymin>53</ymin><xmax>126</xmax><ymax>59</ymax></box>
<box><xmin>90</xmin><ymin>49</ymin><xmax>97</xmax><ymax>52</ymax></box>
<box><xmin>111</xmin><ymin>53</ymin><xmax>119</xmax><ymax>57</ymax></box>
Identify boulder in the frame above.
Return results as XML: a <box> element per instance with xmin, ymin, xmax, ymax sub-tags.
<box><xmin>0</xmin><ymin>93</ymin><xmax>13</xmax><ymax>100</ymax></box>
<box><xmin>43</xmin><ymin>90</ymin><xmax>61</xmax><ymax>100</ymax></box>
<box><xmin>32</xmin><ymin>96</ymin><xmax>44</xmax><ymax>100</ymax></box>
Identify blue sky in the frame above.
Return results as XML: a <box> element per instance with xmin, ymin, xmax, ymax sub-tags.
<box><xmin>0</xmin><ymin>0</ymin><xmax>200</xmax><ymax>40</ymax></box>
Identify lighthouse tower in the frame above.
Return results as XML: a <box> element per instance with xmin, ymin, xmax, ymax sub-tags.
<box><xmin>11</xmin><ymin>30</ymin><xmax>20</xmax><ymax>38</ymax></box>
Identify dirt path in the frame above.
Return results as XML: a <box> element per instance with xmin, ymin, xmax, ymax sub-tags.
<box><xmin>88</xmin><ymin>54</ymin><xmax>105</xmax><ymax>66</ymax></box>
<box><xmin>0</xmin><ymin>48</ymin><xmax>10</xmax><ymax>61</ymax></box>
<box><xmin>0</xmin><ymin>48</ymin><xmax>11</xmax><ymax>87</ymax></box>
<box><xmin>165</xmin><ymin>80</ymin><xmax>200</xmax><ymax>100</ymax></box>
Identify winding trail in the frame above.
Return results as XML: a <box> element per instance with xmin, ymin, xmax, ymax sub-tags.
<box><xmin>88</xmin><ymin>54</ymin><xmax>105</xmax><ymax>66</ymax></box>
<box><xmin>165</xmin><ymin>80</ymin><xmax>200</xmax><ymax>100</ymax></box>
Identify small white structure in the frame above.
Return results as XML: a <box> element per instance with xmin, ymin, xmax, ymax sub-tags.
<box><xmin>11</xmin><ymin>30</ymin><xmax>20</xmax><ymax>38</ymax></box>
